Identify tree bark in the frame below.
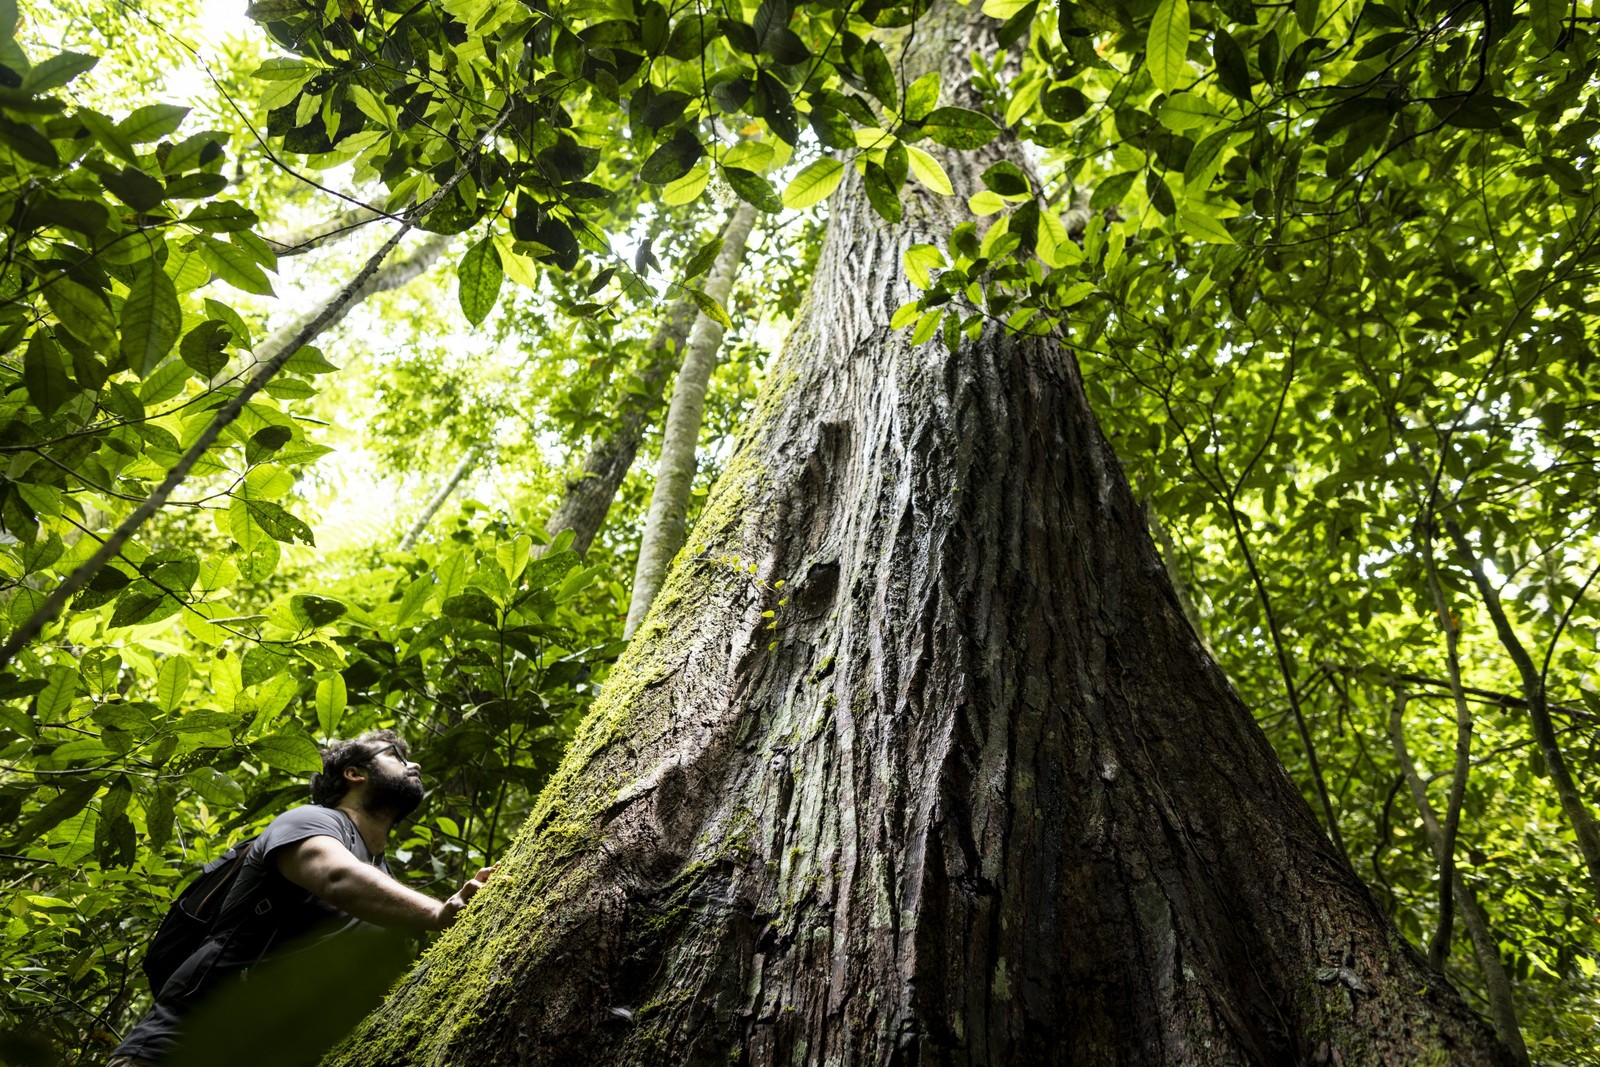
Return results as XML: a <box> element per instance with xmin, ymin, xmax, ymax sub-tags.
<box><xmin>624</xmin><ymin>201</ymin><xmax>759</xmax><ymax>636</ymax></box>
<box><xmin>399</xmin><ymin>448</ymin><xmax>480</xmax><ymax>551</ymax></box>
<box><xmin>263</xmin><ymin>199</ymin><xmax>388</xmax><ymax>258</ymax></box>
<box><xmin>327</xmin><ymin>8</ymin><xmax>1508</xmax><ymax>1065</ymax></box>
<box><xmin>541</xmin><ymin>208</ymin><xmax>749</xmax><ymax>558</ymax></box>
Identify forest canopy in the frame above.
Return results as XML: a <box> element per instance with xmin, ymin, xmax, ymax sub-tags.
<box><xmin>0</xmin><ymin>0</ymin><xmax>1596</xmax><ymax>1062</ymax></box>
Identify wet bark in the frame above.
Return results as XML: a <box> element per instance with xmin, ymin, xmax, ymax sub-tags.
<box><xmin>624</xmin><ymin>201</ymin><xmax>759</xmax><ymax>636</ymax></box>
<box><xmin>326</xmin><ymin>7</ymin><xmax>1509</xmax><ymax>1065</ymax></box>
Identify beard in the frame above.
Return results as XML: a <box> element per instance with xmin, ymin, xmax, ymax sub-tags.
<box><xmin>362</xmin><ymin>762</ymin><xmax>425</xmax><ymax>821</ymax></box>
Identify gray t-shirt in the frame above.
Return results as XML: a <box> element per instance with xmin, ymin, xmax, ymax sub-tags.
<box><xmin>115</xmin><ymin>805</ymin><xmax>389</xmax><ymax>1062</ymax></box>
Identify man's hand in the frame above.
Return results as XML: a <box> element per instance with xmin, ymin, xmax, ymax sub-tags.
<box><xmin>434</xmin><ymin>866</ymin><xmax>496</xmax><ymax>931</ymax></box>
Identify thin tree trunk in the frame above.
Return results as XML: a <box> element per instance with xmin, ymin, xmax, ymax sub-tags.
<box><xmin>1418</xmin><ymin>522</ymin><xmax>1473</xmax><ymax>970</ymax></box>
<box><xmin>1389</xmin><ymin>693</ymin><xmax>1530</xmax><ymax>1066</ymax></box>
<box><xmin>623</xmin><ymin>202</ymin><xmax>759</xmax><ymax>636</ymax></box>
<box><xmin>1443</xmin><ymin>515</ymin><xmax>1600</xmax><ymax>901</ymax></box>
<box><xmin>255</xmin><ymin>233</ymin><xmax>451</xmax><ymax>368</ymax></box>
<box><xmin>541</xmin><ymin>210</ymin><xmax>760</xmax><ymax>558</ymax></box>
<box><xmin>325</xmin><ymin>10</ymin><xmax>1507</xmax><ymax>1064</ymax></box>
<box><xmin>399</xmin><ymin>448</ymin><xmax>479</xmax><ymax>551</ymax></box>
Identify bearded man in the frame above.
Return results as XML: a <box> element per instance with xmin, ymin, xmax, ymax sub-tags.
<box><xmin>109</xmin><ymin>730</ymin><xmax>493</xmax><ymax>1066</ymax></box>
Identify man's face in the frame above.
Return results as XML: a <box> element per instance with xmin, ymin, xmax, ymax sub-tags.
<box><xmin>359</xmin><ymin>745</ymin><xmax>425</xmax><ymax>820</ymax></box>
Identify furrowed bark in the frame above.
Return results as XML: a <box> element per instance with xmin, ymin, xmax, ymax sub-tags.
<box><xmin>1389</xmin><ymin>694</ymin><xmax>1529</xmax><ymax>1066</ymax></box>
<box><xmin>623</xmin><ymin>201</ymin><xmax>759</xmax><ymax>637</ymax></box>
<box><xmin>400</xmin><ymin>447</ymin><xmax>480</xmax><ymax>551</ymax></box>
<box><xmin>1443</xmin><ymin>515</ymin><xmax>1600</xmax><ymax>902</ymax></box>
<box><xmin>327</xmin><ymin>12</ymin><xmax>1506</xmax><ymax>1065</ymax></box>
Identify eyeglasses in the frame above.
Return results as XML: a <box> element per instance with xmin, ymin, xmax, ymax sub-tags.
<box><xmin>361</xmin><ymin>742</ymin><xmax>405</xmax><ymax>765</ymax></box>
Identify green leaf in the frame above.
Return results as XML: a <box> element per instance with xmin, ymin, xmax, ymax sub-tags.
<box><xmin>1529</xmin><ymin>0</ymin><xmax>1563</xmax><ymax>50</ymax></box>
<box><xmin>904</xmin><ymin>72</ymin><xmax>941</xmax><ymax>122</ymax></box>
<box><xmin>860</xmin><ymin>41</ymin><xmax>896</xmax><ymax>108</ymax></box>
<box><xmin>781</xmin><ymin>157</ymin><xmax>845</xmax><ymax>210</ymax></box>
<box><xmin>109</xmin><ymin>581</ymin><xmax>178</xmax><ymax>628</ymax></box>
<box><xmin>139</xmin><ymin>358</ymin><xmax>192</xmax><ymax>404</ymax></box>
<box><xmin>23</xmin><ymin>52</ymin><xmax>98</xmax><ymax>93</ymax></box>
<box><xmin>157</xmin><ymin>656</ymin><xmax>193</xmax><ymax>713</ymax></box>
<box><xmin>184</xmin><ymin>766</ymin><xmax>246</xmax><ymax>807</ymax></box>
<box><xmin>1212</xmin><ymin>28</ymin><xmax>1253</xmax><ymax>101</ymax></box>
<box><xmin>906</xmin><ymin>146</ymin><xmax>952</xmax><ymax>195</ymax></box>
<box><xmin>253</xmin><ymin>731</ymin><xmax>323</xmax><ymax>774</ymax></box>
<box><xmin>195</xmin><ymin>235</ymin><xmax>274</xmax><ymax>295</ymax></box>
<box><xmin>1294</xmin><ymin>0</ymin><xmax>1320</xmax><ymax>35</ymax></box>
<box><xmin>245</xmin><ymin>500</ymin><xmax>316</xmax><ymax>545</ymax></box>
<box><xmin>920</xmin><ymin>107</ymin><xmax>1001</xmax><ymax>149</ymax></box>
<box><xmin>903</xmin><ymin>243</ymin><xmax>945</xmax><ymax>289</ymax></box>
<box><xmin>685</xmin><ymin>287</ymin><xmax>733</xmax><ymax>329</ymax></box>
<box><xmin>723</xmin><ymin>166</ymin><xmax>784</xmax><ymax>213</ymax></box>
<box><xmin>45</xmin><ymin>277</ymin><xmax>116</xmax><ymax>353</ymax></box>
<box><xmin>660</xmin><ymin>163</ymin><xmax>709</xmax><ymax>206</ymax></box>
<box><xmin>641</xmin><ymin>127</ymin><xmax>704</xmax><ymax>184</ymax></box>
<box><xmin>117</xmin><ymin>104</ymin><xmax>189</xmax><ymax>144</ymax></box>
<box><xmin>1147</xmin><ymin>0</ymin><xmax>1191</xmax><ymax>93</ymax></box>
<box><xmin>180</xmin><ymin>320</ymin><xmax>233</xmax><ymax>376</ymax></box>
<box><xmin>290</xmin><ymin>594</ymin><xmax>346</xmax><ymax>628</ymax></box>
<box><xmin>681</xmin><ymin>236</ymin><xmax>724</xmax><ymax>280</ymax></box>
<box><xmin>863</xmin><ymin>162</ymin><xmax>903</xmax><ymax>223</ymax></box>
<box><xmin>23</xmin><ymin>332</ymin><xmax>75</xmax><ymax>417</ymax></box>
<box><xmin>119</xmin><ymin>256</ymin><xmax>181</xmax><ymax>377</ymax></box>
<box><xmin>1157</xmin><ymin>92</ymin><xmax>1216</xmax><ymax>131</ymax></box>
<box><xmin>457</xmin><ymin>238</ymin><xmax>503</xmax><ymax>326</ymax></box>
<box><xmin>36</xmin><ymin>666</ymin><xmax>79</xmax><ymax>722</ymax></box>
<box><xmin>1178</xmin><ymin>203</ymin><xmax>1236</xmax><ymax>243</ymax></box>
<box><xmin>315</xmin><ymin>674</ymin><xmax>347</xmax><ymax>737</ymax></box>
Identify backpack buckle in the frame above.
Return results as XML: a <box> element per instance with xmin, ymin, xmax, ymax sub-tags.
<box><xmin>254</xmin><ymin>899</ymin><xmax>273</xmax><ymax>916</ymax></box>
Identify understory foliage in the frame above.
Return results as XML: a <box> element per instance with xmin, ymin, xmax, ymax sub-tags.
<box><xmin>0</xmin><ymin>0</ymin><xmax>1596</xmax><ymax>1062</ymax></box>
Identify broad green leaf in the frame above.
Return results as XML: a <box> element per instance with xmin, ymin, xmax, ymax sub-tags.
<box><xmin>782</xmin><ymin>157</ymin><xmax>845</xmax><ymax>210</ymax></box>
<box><xmin>660</xmin><ymin>163</ymin><xmax>710</xmax><ymax>206</ymax></box>
<box><xmin>43</xmin><ymin>278</ymin><xmax>116</xmax><ymax>353</ymax></box>
<box><xmin>23</xmin><ymin>332</ymin><xmax>74</xmax><ymax>417</ymax></box>
<box><xmin>904</xmin><ymin>72</ymin><xmax>940</xmax><ymax>122</ymax></box>
<box><xmin>903</xmin><ymin>244</ymin><xmax>945</xmax><ymax>289</ymax></box>
<box><xmin>641</xmin><ymin>127</ymin><xmax>703</xmax><ymax>184</ymax></box>
<box><xmin>23</xmin><ymin>52</ymin><xmax>97</xmax><ymax>92</ymax></box>
<box><xmin>457</xmin><ymin>238</ymin><xmax>503</xmax><ymax>326</ymax></box>
<box><xmin>906</xmin><ymin>146</ymin><xmax>953</xmax><ymax>196</ymax></box>
<box><xmin>1178</xmin><ymin>203</ymin><xmax>1236</xmax><ymax>243</ymax></box>
<box><xmin>1157</xmin><ymin>92</ymin><xmax>1216</xmax><ymax>131</ymax></box>
<box><xmin>315</xmin><ymin>674</ymin><xmax>347</xmax><ymax>736</ymax></box>
<box><xmin>36</xmin><ymin>666</ymin><xmax>78</xmax><ymax>722</ymax></box>
<box><xmin>117</xmin><ymin>104</ymin><xmax>189</xmax><ymax>144</ymax></box>
<box><xmin>980</xmin><ymin>0</ymin><xmax>1030</xmax><ymax>15</ymax></box>
<box><xmin>1529</xmin><ymin>0</ymin><xmax>1563</xmax><ymax>51</ymax></box>
<box><xmin>157</xmin><ymin>656</ymin><xmax>193</xmax><ymax>713</ymax></box>
<box><xmin>1147</xmin><ymin>0</ymin><xmax>1191</xmax><ymax>93</ymax></box>
<box><xmin>723</xmin><ymin>166</ymin><xmax>784</xmax><ymax>213</ymax></box>
<box><xmin>253</xmin><ymin>731</ymin><xmax>322</xmax><ymax>774</ymax></box>
<box><xmin>245</xmin><ymin>500</ymin><xmax>315</xmax><ymax>545</ymax></box>
<box><xmin>195</xmin><ymin>236</ymin><xmax>274</xmax><ymax>295</ymax></box>
<box><xmin>185</xmin><ymin>766</ymin><xmax>247</xmax><ymax>807</ymax></box>
<box><xmin>395</xmin><ymin>574</ymin><xmax>433</xmax><ymax>627</ymax></box>
<box><xmin>920</xmin><ymin>107</ymin><xmax>1001</xmax><ymax>149</ymax></box>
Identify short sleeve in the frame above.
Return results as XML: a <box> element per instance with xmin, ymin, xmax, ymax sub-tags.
<box><xmin>252</xmin><ymin>806</ymin><xmax>353</xmax><ymax>861</ymax></box>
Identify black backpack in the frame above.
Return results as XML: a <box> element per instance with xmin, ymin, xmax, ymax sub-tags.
<box><xmin>141</xmin><ymin>837</ymin><xmax>260</xmax><ymax>994</ymax></box>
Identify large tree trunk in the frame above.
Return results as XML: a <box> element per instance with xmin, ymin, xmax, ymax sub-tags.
<box><xmin>327</xmin><ymin>8</ymin><xmax>1507</xmax><ymax>1065</ymax></box>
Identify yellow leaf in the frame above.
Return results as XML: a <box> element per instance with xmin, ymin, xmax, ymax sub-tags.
<box><xmin>906</xmin><ymin>146</ymin><xmax>953</xmax><ymax>196</ymax></box>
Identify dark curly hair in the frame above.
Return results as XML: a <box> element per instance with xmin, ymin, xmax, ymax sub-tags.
<box><xmin>309</xmin><ymin>730</ymin><xmax>410</xmax><ymax>807</ymax></box>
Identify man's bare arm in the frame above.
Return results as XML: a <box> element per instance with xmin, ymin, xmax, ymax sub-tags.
<box><xmin>275</xmin><ymin>836</ymin><xmax>494</xmax><ymax>931</ymax></box>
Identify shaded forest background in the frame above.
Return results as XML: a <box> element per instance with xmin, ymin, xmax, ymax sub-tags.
<box><xmin>0</xmin><ymin>0</ymin><xmax>1596</xmax><ymax>1062</ymax></box>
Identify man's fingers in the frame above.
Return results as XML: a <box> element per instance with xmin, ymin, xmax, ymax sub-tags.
<box><xmin>477</xmin><ymin>865</ymin><xmax>497</xmax><ymax>881</ymax></box>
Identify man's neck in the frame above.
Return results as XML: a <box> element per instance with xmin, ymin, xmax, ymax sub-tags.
<box><xmin>336</xmin><ymin>801</ymin><xmax>394</xmax><ymax>856</ymax></box>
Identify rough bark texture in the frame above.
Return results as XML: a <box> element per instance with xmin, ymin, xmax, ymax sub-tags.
<box><xmin>326</xmin><ymin>8</ymin><xmax>1509</xmax><ymax>1065</ymax></box>
<box><xmin>624</xmin><ymin>201</ymin><xmax>760</xmax><ymax>636</ymax></box>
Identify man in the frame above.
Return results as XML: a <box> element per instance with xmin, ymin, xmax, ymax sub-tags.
<box><xmin>109</xmin><ymin>730</ymin><xmax>493</xmax><ymax>1066</ymax></box>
